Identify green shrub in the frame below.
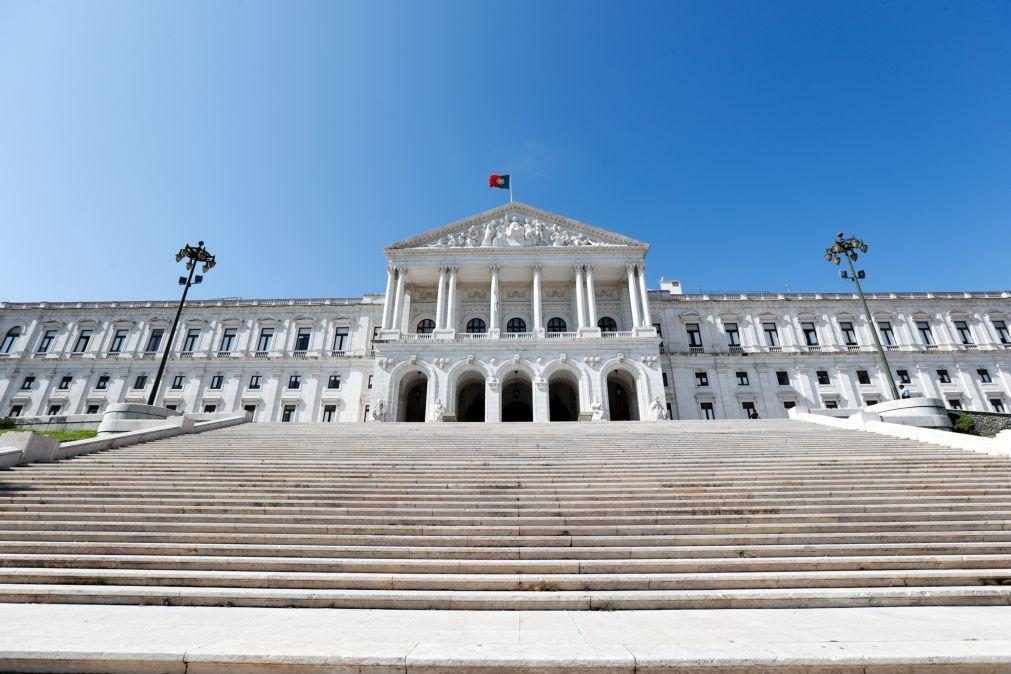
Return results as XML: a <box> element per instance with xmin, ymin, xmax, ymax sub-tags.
<box><xmin>952</xmin><ymin>412</ymin><xmax>976</xmax><ymax>435</ymax></box>
<box><xmin>0</xmin><ymin>417</ymin><xmax>15</xmax><ymax>430</ymax></box>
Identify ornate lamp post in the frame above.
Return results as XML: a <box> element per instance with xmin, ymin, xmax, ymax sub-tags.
<box><xmin>147</xmin><ymin>242</ymin><xmax>217</xmax><ymax>406</ymax></box>
<box><xmin>824</xmin><ymin>232</ymin><xmax>899</xmax><ymax>401</ymax></box>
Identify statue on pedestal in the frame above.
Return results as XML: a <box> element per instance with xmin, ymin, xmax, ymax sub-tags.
<box><xmin>650</xmin><ymin>396</ymin><xmax>667</xmax><ymax>421</ymax></box>
<box><xmin>590</xmin><ymin>399</ymin><xmax>605</xmax><ymax>421</ymax></box>
<box><xmin>431</xmin><ymin>398</ymin><xmax>445</xmax><ymax>422</ymax></box>
<box><xmin>371</xmin><ymin>399</ymin><xmax>386</xmax><ymax>422</ymax></box>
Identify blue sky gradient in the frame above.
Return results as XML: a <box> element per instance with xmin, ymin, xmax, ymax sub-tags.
<box><xmin>1</xmin><ymin>0</ymin><xmax>1008</xmax><ymax>302</ymax></box>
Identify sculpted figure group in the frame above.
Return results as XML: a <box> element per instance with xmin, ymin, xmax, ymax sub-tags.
<box><xmin>429</xmin><ymin>216</ymin><xmax>608</xmax><ymax>249</ymax></box>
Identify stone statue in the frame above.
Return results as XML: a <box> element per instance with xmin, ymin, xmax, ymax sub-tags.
<box><xmin>482</xmin><ymin>222</ymin><xmax>496</xmax><ymax>247</ymax></box>
<box><xmin>431</xmin><ymin>398</ymin><xmax>445</xmax><ymax>422</ymax></box>
<box><xmin>371</xmin><ymin>400</ymin><xmax>386</xmax><ymax>422</ymax></box>
<box><xmin>650</xmin><ymin>397</ymin><xmax>667</xmax><ymax>421</ymax></box>
<box><xmin>590</xmin><ymin>399</ymin><xmax>605</xmax><ymax>421</ymax></box>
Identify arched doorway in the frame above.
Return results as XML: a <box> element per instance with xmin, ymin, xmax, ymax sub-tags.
<box><xmin>397</xmin><ymin>371</ymin><xmax>428</xmax><ymax>422</ymax></box>
<box><xmin>548</xmin><ymin>372</ymin><xmax>580</xmax><ymax>422</ymax></box>
<box><xmin>501</xmin><ymin>369</ymin><xmax>533</xmax><ymax>422</ymax></box>
<box><xmin>456</xmin><ymin>371</ymin><xmax>486</xmax><ymax>422</ymax></box>
<box><xmin>606</xmin><ymin>369</ymin><xmax>640</xmax><ymax>421</ymax></box>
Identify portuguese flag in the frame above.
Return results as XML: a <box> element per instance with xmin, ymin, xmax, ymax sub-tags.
<box><xmin>489</xmin><ymin>174</ymin><xmax>510</xmax><ymax>189</ymax></box>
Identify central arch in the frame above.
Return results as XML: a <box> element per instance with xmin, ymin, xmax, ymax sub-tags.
<box><xmin>501</xmin><ymin>369</ymin><xmax>533</xmax><ymax>422</ymax></box>
<box><xmin>548</xmin><ymin>371</ymin><xmax>580</xmax><ymax>422</ymax></box>
<box><xmin>606</xmin><ymin>369</ymin><xmax>640</xmax><ymax>421</ymax></box>
<box><xmin>397</xmin><ymin>371</ymin><xmax>428</xmax><ymax>422</ymax></box>
<box><xmin>456</xmin><ymin>371</ymin><xmax>486</xmax><ymax>422</ymax></box>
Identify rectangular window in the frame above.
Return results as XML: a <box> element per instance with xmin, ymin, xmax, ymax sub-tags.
<box><xmin>165</xmin><ymin>404</ymin><xmax>178</xmax><ymax>411</ymax></box>
<box><xmin>666</xmin><ymin>403</ymin><xmax>672</xmax><ymax>419</ymax></box>
<box><xmin>856</xmin><ymin>370</ymin><xmax>871</xmax><ymax>385</ymax></box>
<box><xmin>332</xmin><ymin>327</ymin><xmax>349</xmax><ymax>352</ymax></box>
<box><xmin>865</xmin><ymin>399</ymin><xmax>878</xmax><ymax>406</ymax></box>
<box><xmin>37</xmin><ymin>330</ymin><xmax>57</xmax><ymax>353</ymax></box>
<box><xmin>182</xmin><ymin>329</ymin><xmax>200</xmax><ymax>352</ymax></box>
<box><xmin>295</xmin><ymin>327</ymin><xmax>311</xmax><ymax>351</ymax></box>
<box><xmin>73</xmin><ymin>330</ymin><xmax>93</xmax><ymax>353</ymax></box>
<box><xmin>363</xmin><ymin>404</ymin><xmax>370</xmax><ymax>422</ymax></box>
<box><xmin>47</xmin><ymin>405</ymin><xmax>61</xmax><ymax>416</ymax></box>
<box><xmin>802</xmin><ymin>322</ymin><xmax>818</xmax><ymax>346</ymax></box>
<box><xmin>322</xmin><ymin>404</ymin><xmax>337</xmax><ymax>422</ymax></box>
<box><xmin>776</xmin><ymin>371</ymin><xmax>790</xmax><ymax>386</ymax></box>
<box><xmin>243</xmin><ymin>404</ymin><xmax>256</xmax><ymax>417</ymax></box>
<box><xmin>897</xmin><ymin>369</ymin><xmax>911</xmax><ymax>384</ymax></box>
<box><xmin>288</xmin><ymin>375</ymin><xmax>301</xmax><ymax>390</ymax></box>
<box><xmin>783</xmin><ymin>401</ymin><xmax>796</xmax><ymax>410</ymax></box>
<box><xmin>700</xmin><ymin>402</ymin><xmax>715</xmax><ymax>420</ymax></box>
<box><xmin>742</xmin><ymin>401</ymin><xmax>757</xmax><ymax>419</ymax></box>
<box><xmin>328</xmin><ymin>374</ymin><xmax>342</xmax><ymax>389</ymax></box>
<box><xmin>992</xmin><ymin>399</ymin><xmax>1006</xmax><ymax>414</ymax></box>
<box><xmin>816</xmin><ymin>370</ymin><xmax>830</xmax><ymax>385</ymax></box>
<box><xmin>653</xmin><ymin>323</ymin><xmax>663</xmax><ymax>337</ymax></box>
<box><xmin>368</xmin><ymin>375</ymin><xmax>374</xmax><ymax>389</ymax></box>
<box><xmin>978</xmin><ymin>369</ymin><xmax>992</xmax><ymax>384</ymax></box>
<box><xmin>916</xmin><ymin>321</ymin><xmax>934</xmax><ymax>346</ymax></box>
<box><xmin>662</xmin><ymin>372</ymin><xmax>669</xmax><ymax>387</ymax></box>
<box><xmin>686</xmin><ymin>323</ymin><xmax>702</xmax><ymax>347</ymax></box>
<box><xmin>209</xmin><ymin>375</ymin><xmax>224</xmax><ymax>390</ymax></box>
<box><xmin>9</xmin><ymin>404</ymin><xmax>23</xmax><ymax>417</ymax></box>
<box><xmin>736</xmin><ymin>371</ymin><xmax>749</xmax><ymax>386</ymax></box>
<box><xmin>954</xmin><ymin>320</ymin><xmax>973</xmax><ymax>345</ymax></box>
<box><xmin>878</xmin><ymin>321</ymin><xmax>896</xmax><ymax>346</ymax></box>
<box><xmin>58</xmin><ymin>375</ymin><xmax>73</xmax><ymax>390</ymax></box>
<box><xmin>219</xmin><ymin>328</ymin><xmax>237</xmax><ymax>352</ymax></box>
<box><xmin>146</xmin><ymin>329</ymin><xmax>164</xmax><ymax>353</ymax></box>
<box><xmin>840</xmin><ymin>321</ymin><xmax>857</xmax><ymax>346</ymax></box>
<box><xmin>86</xmin><ymin>404</ymin><xmax>100</xmax><ymax>414</ymax></box>
<box><xmin>937</xmin><ymin>369</ymin><xmax>951</xmax><ymax>384</ymax></box>
<box><xmin>695</xmin><ymin>371</ymin><xmax>709</xmax><ymax>387</ymax></box>
<box><xmin>257</xmin><ymin>328</ymin><xmax>273</xmax><ymax>352</ymax></box>
<box><xmin>372</xmin><ymin>327</ymin><xmax>381</xmax><ymax>343</ymax></box>
<box><xmin>763</xmin><ymin>323</ymin><xmax>779</xmax><ymax>347</ymax></box>
<box><xmin>725</xmin><ymin>322</ymin><xmax>740</xmax><ymax>346</ymax></box>
<box><xmin>948</xmin><ymin>399</ymin><xmax>963</xmax><ymax>410</ymax></box>
<box><xmin>134</xmin><ymin>375</ymin><xmax>148</xmax><ymax>389</ymax></box>
<box><xmin>994</xmin><ymin>320</ymin><xmax>1010</xmax><ymax>344</ymax></box>
<box><xmin>203</xmin><ymin>404</ymin><xmax>217</xmax><ymax>413</ymax></box>
<box><xmin>824</xmin><ymin>400</ymin><xmax>838</xmax><ymax>409</ymax></box>
<box><xmin>171</xmin><ymin>375</ymin><xmax>185</xmax><ymax>390</ymax></box>
<box><xmin>21</xmin><ymin>376</ymin><xmax>35</xmax><ymax>390</ymax></box>
<box><xmin>249</xmin><ymin>375</ymin><xmax>261</xmax><ymax>390</ymax></box>
<box><xmin>96</xmin><ymin>375</ymin><xmax>109</xmax><ymax>390</ymax></box>
<box><xmin>282</xmin><ymin>405</ymin><xmax>296</xmax><ymax>422</ymax></box>
<box><xmin>109</xmin><ymin>329</ymin><xmax>128</xmax><ymax>353</ymax></box>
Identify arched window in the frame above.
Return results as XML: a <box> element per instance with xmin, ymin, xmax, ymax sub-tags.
<box><xmin>416</xmin><ymin>319</ymin><xmax>436</xmax><ymax>334</ymax></box>
<box><xmin>1</xmin><ymin>327</ymin><xmax>21</xmax><ymax>354</ymax></box>
<box><xmin>546</xmin><ymin>317</ymin><xmax>567</xmax><ymax>333</ymax></box>
<box><xmin>466</xmin><ymin>318</ymin><xmax>487</xmax><ymax>334</ymax></box>
<box><xmin>506</xmin><ymin>317</ymin><xmax>526</xmax><ymax>333</ymax></box>
<box><xmin>598</xmin><ymin>317</ymin><xmax>618</xmax><ymax>332</ymax></box>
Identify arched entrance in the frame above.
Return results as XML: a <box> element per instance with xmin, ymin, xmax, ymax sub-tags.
<box><xmin>501</xmin><ymin>369</ymin><xmax>533</xmax><ymax>422</ymax></box>
<box><xmin>606</xmin><ymin>369</ymin><xmax>640</xmax><ymax>421</ymax></box>
<box><xmin>548</xmin><ymin>372</ymin><xmax>580</xmax><ymax>422</ymax></box>
<box><xmin>456</xmin><ymin>371</ymin><xmax>486</xmax><ymax>422</ymax></box>
<box><xmin>397</xmin><ymin>371</ymin><xmax>428</xmax><ymax>422</ymax></box>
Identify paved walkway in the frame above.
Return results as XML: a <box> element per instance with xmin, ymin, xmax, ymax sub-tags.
<box><xmin>2</xmin><ymin>604</ymin><xmax>1011</xmax><ymax>672</ymax></box>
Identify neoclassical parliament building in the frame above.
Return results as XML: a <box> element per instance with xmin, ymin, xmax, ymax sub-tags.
<box><xmin>1</xmin><ymin>203</ymin><xmax>1009</xmax><ymax>423</ymax></box>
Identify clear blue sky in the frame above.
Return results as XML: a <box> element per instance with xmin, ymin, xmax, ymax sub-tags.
<box><xmin>1</xmin><ymin>0</ymin><xmax>1008</xmax><ymax>302</ymax></box>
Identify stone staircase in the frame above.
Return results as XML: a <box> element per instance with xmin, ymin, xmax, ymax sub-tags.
<box><xmin>1</xmin><ymin>420</ymin><xmax>1011</xmax><ymax>610</ymax></box>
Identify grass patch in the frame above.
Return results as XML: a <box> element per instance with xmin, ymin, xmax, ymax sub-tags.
<box><xmin>0</xmin><ymin>429</ymin><xmax>98</xmax><ymax>442</ymax></box>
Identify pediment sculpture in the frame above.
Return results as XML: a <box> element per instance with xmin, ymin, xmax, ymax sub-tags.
<box><xmin>427</xmin><ymin>215</ymin><xmax>616</xmax><ymax>249</ymax></box>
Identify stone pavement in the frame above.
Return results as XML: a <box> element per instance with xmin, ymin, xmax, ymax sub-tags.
<box><xmin>2</xmin><ymin>603</ymin><xmax>1011</xmax><ymax>672</ymax></box>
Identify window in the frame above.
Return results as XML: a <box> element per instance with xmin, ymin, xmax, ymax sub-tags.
<box><xmin>776</xmin><ymin>371</ymin><xmax>790</xmax><ymax>386</ymax></box>
<box><xmin>203</xmin><ymin>404</ymin><xmax>217</xmax><ymax>413</ymax></box>
<box><xmin>598</xmin><ymin>317</ymin><xmax>617</xmax><ymax>332</ymax></box>
<box><xmin>248</xmin><ymin>375</ymin><xmax>261</xmax><ymax>389</ymax></box>
<box><xmin>686</xmin><ymin>323</ymin><xmax>702</xmax><ymax>347</ymax></box>
<box><xmin>948</xmin><ymin>399</ymin><xmax>963</xmax><ymax>410</ymax></box>
<box><xmin>725</xmin><ymin>322</ymin><xmax>740</xmax><ymax>346</ymax></box>
<box><xmin>801</xmin><ymin>322</ymin><xmax>818</xmax><ymax>346</ymax></box>
<box><xmin>1</xmin><ymin>327</ymin><xmax>21</xmax><ymax>353</ymax></box>
<box><xmin>783</xmin><ymin>401</ymin><xmax>796</xmax><ymax>410</ymax></box>
<box><xmin>368</xmin><ymin>375</ymin><xmax>374</xmax><ymax>389</ymax></box>
<box><xmin>37</xmin><ymin>330</ymin><xmax>57</xmax><ymax>353</ymax></box>
<box><xmin>865</xmin><ymin>399</ymin><xmax>878</xmax><ymax>406</ymax></box>
<box><xmin>288</xmin><ymin>375</ymin><xmax>301</xmax><ymax>390</ymax></box>
<box><xmin>992</xmin><ymin>399</ymin><xmax>1006</xmax><ymax>413</ymax></box>
<box><xmin>824</xmin><ymin>400</ymin><xmax>839</xmax><ymax>409</ymax></box>
<box><xmin>282</xmin><ymin>405</ymin><xmax>296</xmax><ymax>422</ymax></box>
<box><xmin>182</xmin><ymin>329</ymin><xmax>200</xmax><ymax>352</ymax></box>
<box><xmin>73</xmin><ymin>329</ymin><xmax>93</xmax><ymax>353</ymax></box>
<box><xmin>133</xmin><ymin>375</ymin><xmax>148</xmax><ymax>389</ymax></box>
<box><xmin>145</xmin><ymin>329</ymin><xmax>164</xmax><ymax>353</ymax></box>
<box><xmin>9</xmin><ymin>404</ymin><xmax>23</xmax><ymax>417</ymax></box>
<box><xmin>700</xmin><ymin>402</ymin><xmax>715</xmax><ymax>420</ymax></box>
<box><xmin>506</xmin><ymin>317</ymin><xmax>526</xmax><ymax>333</ymax></box>
<box><xmin>363</xmin><ymin>405</ymin><xmax>370</xmax><ymax>421</ymax></box>
<box><xmin>295</xmin><ymin>327</ymin><xmax>312</xmax><ymax>351</ymax></box>
<box><xmin>979</xmin><ymin>369</ymin><xmax>993</xmax><ymax>384</ymax></box>
<box><xmin>328</xmin><ymin>374</ymin><xmax>341</xmax><ymax>389</ymax></box>
<box><xmin>840</xmin><ymin>321</ymin><xmax>857</xmax><ymax>346</ymax></box>
<box><xmin>219</xmin><ymin>328</ymin><xmax>237</xmax><ymax>352</ymax></box>
<box><xmin>257</xmin><ymin>328</ymin><xmax>274</xmax><ymax>352</ymax></box>
<box><xmin>372</xmin><ymin>327</ymin><xmax>381</xmax><ymax>342</ymax></box>
<box><xmin>545</xmin><ymin>317</ymin><xmax>565</xmax><ymax>333</ymax></box>
<box><xmin>468</xmin><ymin>318</ymin><xmax>489</xmax><ymax>333</ymax></box>
<box><xmin>916</xmin><ymin>321</ymin><xmax>934</xmax><ymax>345</ymax></box>
<box><xmin>763</xmin><ymin>323</ymin><xmax>779</xmax><ymax>347</ymax></box>
<box><xmin>96</xmin><ymin>375</ymin><xmax>110</xmax><ymax>390</ymax></box>
<box><xmin>209</xmin><ymin>375</ymin><xmax>224</xmax><ymax>390</ymax></box>
<box><xmin>736</xmin><ymin>371</ymin><xmax>749</xmax><ymax>386</ymax></box>
<box><xmin>742</xmin><ymin>401</ymin><xmax>758</xmax><ymax>419</ymax></box>
<box><xmin>897</xmin><ymin>369</ymin><xmax>911</xmax><ymax>384</ymax></box>
<box><xmin>878</xmin><ymin>321</ymin><xmax>896</xmax><ymax>346</ymax></box>
<box><xmin>165</xmin><ymin>404</ymin><xmax>178</xmax><ymax>411</ymax></box>
<box><xmin>662</xmin><ymin>372</ymin><xmax>669</xmax><ymax>387</ymax></box>
<box><xmin>666</xmin><ymin>403</ymin><xmax>672</xmax><ymax>419</ymax></box>
<box><xmin>322</xmin><ymin>404</ymin><xmax>337</xmax><ymax>422</ymax></box>
<box><xmin>47</xmin><ymin>405</ymin><xmax>61</xmax><ymax>416</ymax></box>
<box><xmin>994</xmin><ymin>320</ymin><xmax>1010</xmax><ymax>344</ymax></box>
<box><xmin>695</xmin><ymin>371</ymin><xmax>709</xmax><ymax>387</ymax></box>
<box><xmin>332</xmin><ymin>327</ymin><xmax>349</xmax><ymax>351</ymax></box>
<box><xmin>171</xmin><ymin>375</ymin><xmax>185</xmax><ymax>390</ymax></box>
<box><xmin>86</xmin><ymin>404</ymin><xmax>100</xmax><ymax>414</ymax></box>
<box><xmin>816</xmin><ymin>370</ymin><xmax>830</xmax><ymax>385</ymax></box>
<box><xmin>243</xmin><ymin>404</ymin><xmax>257</xmax><ymax>417</ymax></box>
<box><xmin>856</xmin><ymin>370</ymin><xmax>871</xmax><ymax>385</ymax></box>
<box><xmin>417</xmin><ymin>319</ymin><xmax>436</xmax><ymax>334</ymax></box>
<box><xmin>954</xmin><ymin>320</ymin><xmax>973</xmax><ymax>345</ymax></box>
<box><xmin>108</xmin><ymin>329</ymin><xmax>127</xmax><ymax>353</ymax></box>
<box><xmin>58</xmin><ymin>376</ymin><xmax>72</xmax><ymax>390</ymax></box>
<box><xmin>21</xmin><ymin>376</ymin><xmax>35</xmax><ymax>390</ymax></box>
<box><xmin>937</xmin><ymin>369</ymin><xmax>951</xmax><ymax>384</ymax></box>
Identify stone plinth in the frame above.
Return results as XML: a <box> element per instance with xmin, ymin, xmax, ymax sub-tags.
<box><xmin>97</xmin><ymin>403</ymin><xmax>187</xmax><ymax>435</ymax></box>
<box><xmin>866</xmin><ymin>397</ymin><xmax>952</xmax><ymax>429</ymax></box>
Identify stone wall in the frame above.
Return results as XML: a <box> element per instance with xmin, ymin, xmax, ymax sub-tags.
<box><xmin>949</xmin><ymin>410</ymin><xmax>1011</xmax><ymax>438</ymax></box>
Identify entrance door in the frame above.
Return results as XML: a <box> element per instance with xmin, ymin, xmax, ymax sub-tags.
<box><xmin>501</xmin><ymin>370</ymin><xmax>533</xmax><ymax>422</ymax></box>
<box><xmin>606</xmin><ymin>370</ymin><xmax>639</xmax><ymax>421</ymax></box>
<box><xmin>548</xmin><ymin>376</ymin><xmax>580</xmax><ymax>421</ymax></box>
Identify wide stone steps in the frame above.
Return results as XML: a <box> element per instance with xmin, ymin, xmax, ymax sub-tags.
<box><xmin>3</xmin><ymin>420</ymin><xmax>1011</xmax><ymax>609</ymax></box>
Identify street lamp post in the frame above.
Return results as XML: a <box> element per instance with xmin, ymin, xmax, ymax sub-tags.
<box><xmin>824</xmin><ymin>232</ymin><xmax>899</xmax><ymax>401</ymax></box>
<box><xmin>147</xmin><ymin>241</ymin><xmax>217</xmax><ymax>406</ymax></box>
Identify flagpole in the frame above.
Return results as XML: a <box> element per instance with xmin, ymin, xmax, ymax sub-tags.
<box><xmin>509</xmin><ymin>177</ymin><xmax>513</xmax><ymax>203</ymax></box>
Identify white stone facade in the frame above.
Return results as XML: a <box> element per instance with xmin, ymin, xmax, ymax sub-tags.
<box><xmin>1</xmin><ymin>203</ymin><xmax>1009</xmax><ymax>422</ymax></box>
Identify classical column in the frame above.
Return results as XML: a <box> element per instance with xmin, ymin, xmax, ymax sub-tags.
<box><xmin>434</xmin><ymin>266</ymin><xmax>447</xmax><ymax>330</ymax></box>
<box><xmin>381</xmin><ymin>266</ymin><xmax>395</xmax><ymax>330</ymax></box>
<box><xmin>392</xmin><ymin>267</ymin><xmax>407</xmax><ymax>331</ymax></box>
<box><xmin>626</xmin><ymin>264</ymin><xmax>642</xmax><ymax>329</ymax></box>
<box><xmin>585</xmin><ymin>264</ymin><xmax>598</xmax><ymax>328</ymax></box>
<box><xmin>531</xmin><ymin>265</ymin><xmax>543</xmax><ymax>333</ymax></box>
<box><xmin>574</xmin><ymin>264</ymin><xmax>587</xmax><ymax>329</ymax></box>
<box><xmin>489</xmin><ymin>265</ymin><xmax>500</xmax><ymax>332</ymax></box>
<box><xmin>445</xmin><ymin>266</ymin><xmax>458</xmax><ymax>331</ymax></box>
<box><xmin>638</xmin><ymin>263</ymin><xmax>653</xmax><ymax>327</ymax></box>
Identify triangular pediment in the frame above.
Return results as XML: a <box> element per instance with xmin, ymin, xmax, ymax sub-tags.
<box><xmin>385</xmin><ymin>202</ymin><xmax>647</xmax><ymax>252</ymax></box>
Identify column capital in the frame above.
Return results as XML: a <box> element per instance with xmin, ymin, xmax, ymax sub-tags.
<box><xmin>574</xmin><ymin>264</ymin><xmax>585</xmax><ymax>274</ymax></box>
<box><xmin>447</xmin><ymin>265</ymin><xmax>459</xmax><ymax>274</ymax></box>
<box><xmin>625</xmin><ymin>263</ymin><xmax>638</xmax><ymax>274</ymax></box>
<box><xmin>489</xmin><ymin>265</ymin><xmax>500</xmax><ymax>274</ymax></box>
<box><xmin>637</xmin><ymin>263</ymin><xmax>647</xmax><ymax>273</ymax></box>
<box><xmin>531</xmin><ymin>265</ymin><xmax>542</xmax><ymax>273</ymax></box>
<box><xmin>395</xmin><ymin>266</ymin><xmax>408</xmax><ymax>274</ymax></box>
<box><xmin>584</xmin><ymin>264</ymin><xmax>593</xmax><ymax>273</ymax></box>
<box><xmin>387</xmin><ymin>265</ymin><xmax>397</xmax><ymax>275</ymax></box>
